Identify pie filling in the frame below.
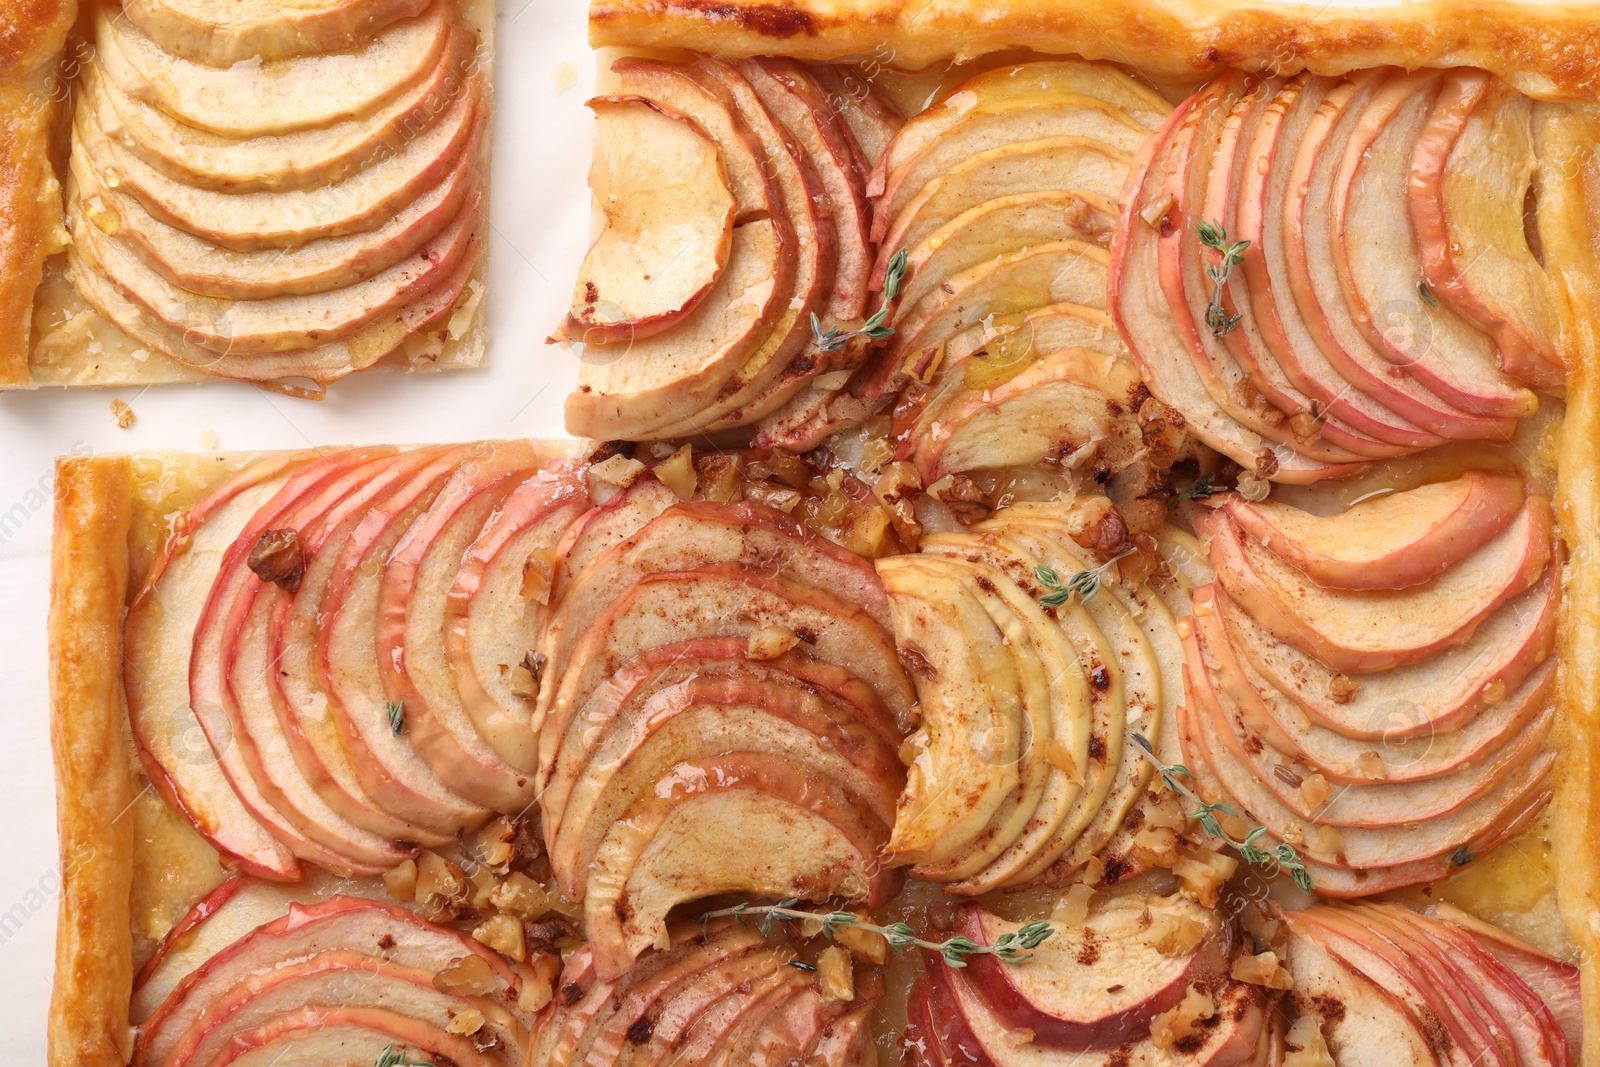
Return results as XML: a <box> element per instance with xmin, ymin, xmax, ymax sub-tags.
<box><xmin>106</xmin><ymin>49</ymin><xmax>1589</xmax><ymax>1067</ymax></box>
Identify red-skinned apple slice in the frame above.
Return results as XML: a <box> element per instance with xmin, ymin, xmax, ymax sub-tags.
<box><xmin>1428</xmin><ymin>903</ymin><xmax>1583</xmax><ymax>1055</ymax></box>
<box><xmin>377</xmin><ymin>442</ymin><xmax>551</xmax><ymax>812</ymax></box>
<box><xmin>563</xmin><ymin>95</ymin><xmax>738</xmax><ymax>344</ymax></box>
<box><xmin>1235</xmin><ymin>75</ymin><xmax>1443</xmax><ymax>451</ymax></box>
<box><xmin>548</xmin><ymin>669</ymin><xmax>902</xmax><ymax>900</ymax></box>
<box><xmin>1202</xmin><ymin>502</ymin><xmax>1553</xmax><ymax>672</ymax></box>
<box><xmin>1219</xmin><ymin>571</ymin><xmax>1557</xmax><ymax>743</ymax></box>
<box><xmin>547</xmin><ymin>472</ymin><xmax>677</xmax><ymax>604</ymax></box>
<box><xmin>1333</xmin><ymin>71</ymin><xmax>1536</xmax><ymax>419</ymax></box>
<box><xmin>1110</xmin><ymin>94</ymin><xmax>1360</xmax><ymax>484</ymax></box>
<box><xmin>613</xmin><ymin>943</ymin><xmax>800</xmax><ymax>1067</ymax></box>
<box><xmin>810</xmin><ymin>64</ymin><xmax>902</xmax><ymax>172</ymax></box>
<box><xmin>585</xmin><ymin>751</ymin><xmax>897</xmax><ymax>980</ymax></box>
<box><xmin>1160</xmin><ymin>73</ymin><xmax>1368</xmax><ymax>466</ymax></box>
<box><xmin>724</xmin><ymin>985</ymin><xmax>833</xmax><ymax>1067</ymax></box>
<box><xmin>1284</xmin><ymin>915</ymin><xmax>1439</xmax><ymax>1066</ymax></box>
<box><xmin>1411</xmin><ymin>72</ymin><xmax>1566</xmax><ymax>392</ymax></box>
<box><xmin>216</xmin><ymin>1008</ymin><xmax>501</xmax><ymax>1067</ymax></box>
<box><xmin>444</xmin><ymin>463</ymin><xmax>588</xmax><ymax>775</ymax></box>
<box><xmin>545</xmin><ymin>565</ymin><xmax>915</xmax><ymax>772</ymax></box>
<box><xmin>1199</xmin><ymin>585</ymin><xmax>1556</xmax><ymax>784</ymax></box>
<box><xmin>316</xmin><ymin>447</ymin><xmax>491</xmax><ymax>836</ymax></box>
<box><xmin>1217</xmin><ymin>470</ymin><xmax>1526</xmax><ymax>589</ymax></box>
<box><xmin>121</xmin><ymin>0</ymin><xmax>431</xmax><ymax>66</ymax></box>
<box><xmin>695</xmin><ymin>969</ymin><xmax>816</xmax><ymax>1067</ymax></box>
<box><xmin>958</xmin><ymin>897</ymin><xmax>1230</xmax><ymax>1049</ymax></box>
<box><xmin>1281</xmin><ymin>72</ymin><xmax>1515</xmax><ymax>441</ymax></box>
<box><xmin>875</xmin><ymin>136</ymin><xmax>1132</xmax><ymax>292</ymax></box>
<box><xmin>126</xmin><ymin>452</ymin><xmax>314</xmax><ymax>881</ymax></box>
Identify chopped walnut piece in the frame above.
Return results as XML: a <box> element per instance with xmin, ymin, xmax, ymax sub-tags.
<box><xmin>1150</xmin><ymin>985</ymin><xmax>1216</xmax><ymax>1050</ymax></box>
<box><xmin>490</xmin><ymin>872</ymin><xmax>550</xmax><ymax>920</ymax></box>
<box><xmin>1173</xmin><ymin>848</ymin><xmax>1239</xmax><ymax>908</ymax></box>
<box><xmin>416</xmin><ymin>851</ymin><xmax>467</xmax><ymax>906</ymax></box>
<box><xmin>1230</xmin><ymin>950</ymin><xmax>1294</xmax><ymax>990</ymax></box>
<box><xmin>434</xmin><ymin>954</ymin><xmax>498</xmax><ymax>996</ymax></box>
<box><xmin>521</xmin><ymin>553</ymin><xmax>554</xmax><ymax>603</ymax></box>
<box><xmin>446</xmin><ymin>1007</ymin><xmax>486</xmax><ymax>1035</ymax></box>
<box><xmin>247</xmin><ymin>529</ymin><xmax>306</xmax><ymax>592</ymax></box>
<box><xmin>1143</xmin><ymin>912</ymin><xmax>1208</xmax><ymax>957</ymax></box>
<box><xmin>476</xmin><ymin>817</ymin><xmax>517</xmax><ymax>867</ymax></box>
<box><xmin>934</xmin><ymin>474</ymin><xmax>992</xmax><ymax>525</ymax></box>
<box><xmin>1131</xmin><ymin>826</ymin><xmax>1180</xmax><ymax>868</ymax></box>
<box><xmin>508</xmin><ymin>652</ymin><xmax>544</xmax><ymax>699</ymax></box>
<box><xmin>653</xmin><ymin>445</ymin><xmax>697</xmax><ymax>501</ymax></box>
<box><xmin>695</xmin><ymin>453</ymin><xmax>745</xmax><ymax>502</ymax></box>
<box><xmin>1327</xmin><ymin>673</ymin><xmax>1359</xmax><ymax>704</ymax></box>
<box><xmin>588</xmin><ymin>454</ymin><xmax>646</xmax><ymax>489</ymax></box>
<box><xmin>110</xmin><ymin>398</ymin><xmax>136</xmax><ymax>428</ymax></box>
<box><xmin>1299</xmin><ymin>773</ymin><xmax>1331</xmax><ymax>808</ymax></box>
<box><xmin>817</xmin><ymin>946</ymin><xmax>855</xmax><ymax>1003</ymax></box>
<box><xmin>833</xmin><ymin>916</ymin><xmax>887</xmax><ymax>964</ymax></box>
<box><xmin>473</xmin><ymin>914</ymin><xmax>528</xmax><ymax>962</ymax></box>
<box><xmin>520</xmin><ymin>953</ymin><xmax>562</xmax><ymax>1012</ymax></box>
<box><xmin>745</xmin><ymin>481</ymin><xmax>804</xmax><ymax>515</ymax></box>
<box><xmin>383</xmin><ymin>858</ymin><xmax>418</xmax><ymax>903</ymax></box>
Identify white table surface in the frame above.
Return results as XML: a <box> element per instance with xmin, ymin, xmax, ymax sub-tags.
<box><xmin>0</xmin><ymin>0</ymin><xmax>594</xmax><ymax>1057</ymax></box>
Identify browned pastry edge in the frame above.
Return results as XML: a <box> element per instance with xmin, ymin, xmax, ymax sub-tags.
<box><xmin>590</xmin><ymin>0</ymin><xmax>1600</xmax><ymax>101</ymax></box>
<box><xmin>48</xmin><ymin>455</ymin><xmax>134</xmax><ymax>1067</ymax></box>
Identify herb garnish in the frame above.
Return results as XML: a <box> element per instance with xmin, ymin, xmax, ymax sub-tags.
<box><xmin>1449</xmin><ymin>844</ymin><xmax>1476</xmax><ymax>869</ymax></box>
<box><xmin>696</xmin><ymin>899</ymin><xmax>1054</xmax><ymax>969</ymax></box>
<box><xmin>387</xmin><ymin>701</ymin><xmax>405</xmax><ymax>736</ymax></box>
<box><xmin>1174</xmin><ymin>473</ymin><xmax>1220</xmax><ymax>502</ymax></box>
<box><xmin>1034</xmin><ymin>548</ymin><xmax>1136</xmax><ymax>608</ymax></box>
<box><xmin>1195</xmin><ymin>221</ymin><xmax>1249</xmax><ymax>338</ymax></box>
<box><xmin>812</xmin><ymin>250</ymin><xmax>909</xmax><ymax>353</ymax></box>
<box><xmin>376</xmin><ymin>1047</ymin><xmax>436</xmax><ymax>1067</ymax></box>
<box><xmin>1417</xmin><ymin>280</ymin><xmax>1439</xmax><ymax>309</ymax></box>
<box><xmin>1129</xmin><ymin>734</ymin><xmax>1315</xmax><ymax>893</ymax></box>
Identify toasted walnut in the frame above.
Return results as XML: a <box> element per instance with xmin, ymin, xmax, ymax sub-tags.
<box><xmin>1143</xmin><ymin>911</ymin><xmax>1208</xmax><ymax>957</ymax></box>
<box><xmin>654</xmin><ymin>444</ymin><xmax>697</xmax><ymax>501</ymax></box>
<box><xmin>435</xmin><ymin>954</ymin><xmax>498</xmax><ymax>996</ymax></box>
<box><xmin>1355</xmin><ymin>751</ymin><xmax>1386</xmax><ymax>779</ymax></box>
<box><xmin>746</xmin><ymin>481</ymin><xmax>804</xmax><ymax>515</ymax></box>
<box><xmin>1137</xmin><ymin>398</ymin><xmax>1188</xmax><ymax>471</ymax></box>
<box><xmin>383</xmin><ymin>858</ymin><xmax>418</xmax><ymax>903</ymax></box>
<box><xmin>248</xmin><ymin>529</ymin><xmax>306</xmax><ymax>592</ymax></box>
<box><xmin>1150</xmin><ymin>985</ymin><xmax>1215</xmax><ymax>1050</ymax></box>
<box><xmin>476</xmin><ymin>817</ymin><xmax>517</xmax><ymax>867</ymax></box>
<box><xmin>416</xmin><ymin>851</ymin><xmax>467</xmax><ymax>906</ymax></box>
<box><xmin>588</xmin><ymin>454</ymin><xmax>646</xmax><ymax>490</ymax></box>
<box><xmin>1173</xmin><ymin>848</ymin><xmax>1239</xmax><ymax>908</ymax></box>
<box><xmin>1284</xmin><ymin>1015</ymin><xmax>1336</xmax><ymax>1067</ymax></box>
<box><xmin>508</xmin><ymin>652</ymin><xmax>544</xmax><ymax>700</ymax></box>
<box><xmin>872</xmin><ymin>461</ymin><xmax>922</xmax><ymax>505</ymax></box>
<box><xmin>833</xmin><ymin>916</ymin><xmax>888</xmax><ymax>964</ymax></box>
<box><xmin>1230</xmin><ymin>950</ymin><xmax>1294</xmax><ymax>990</ymax></box>
<box><xmin>520</xmin><ymin>952</ymin><xmax>562</xmax><ymax>1012</ymax></box>
<box><xmin>695</xmin><ymin>453</ymin><xmax>745</xmax><ymax>502</ymax></box>
<box><xmin>521</xmin><ymin>552</ymin><xmax>554</xmax><ymax>604</ymax></box>
<box><xmin>1052</xmin><ymin>883</ymin><xmax>1096</xmax><ymax>926</ymax></box>
<box><xmin>934</xmin><ymin>474</ymin><xmax>992</xmax><ymax>525</ymax></box>
<box><xmin>1131</xmin><ymin>826</ymin><xmax>1180</xmax><ymax>868</ymax></box>
<box><xmin>445</xmin><ymin>1007</ymin><xmax>486</xmax><ymax>1036</ymax></box>
<box><xmin>1299</xmin><ymin>773</ymin><xmax>1331</xmax><ymax>809</ymax></box>
<box><xmin>490</xmin><ymin>872</ymin><xmax>550</xmax><ymax>920</ymax></box>
<box><xmin>747</xmin><ymin>626</ymin><xmax>800</xmax><ymax>661</ymax></box>
<box><xmin>1326</xmin><ymin>673</ymin><xmax>1359</xmax><ymax>704</ymax></box>
<box><xmin>524</xmin><ymin>916</ymin><xmax>579</xmax><ymax>953</ymax></box>
<box><xmin>474</xmin><ymin>914</ymin><xmax>528</xmax><ymax>962</ymax></box>
<box><xmin>817</xmin><ymin>946</ymin><xmax>855</xmax><ymax>1003</ymax></box>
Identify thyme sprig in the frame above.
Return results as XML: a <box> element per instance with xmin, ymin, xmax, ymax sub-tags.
<box><xmin>696</xmin><ymin>899</ymin><xmax>1055</xmax><ymax>969</ymax></box>
<box><xmin>1449</xmin><ymin>844</ymin><xmax>1476</xmax><ymax>869</ymax></box>
<box><xmin>1034</xmin><ymin>548</ymin><xmax>1136</xmax><ymax>608</ymax></box>
<box><xmin>376</xmin><ymin>1047</ymin><xmax>436</xmax><ymax>1067</ymax></box>
<box><xmin>1195</xmin><ymin>220</ymin><xmax>1249</xmax><ymax>338</ymax></box>
<box><xmin>387</xmin><ymin>701</ymin><xmax>405</xmax><ymax>736</ymax></box>
<box><xmin>1174</xmin><ymin>473</ymin><xmax>1220</xmax><ymax>502</ymax></box>
<box><xmin>1129</xmin><ymin>734</ymin><xmax>1314</xmax><ymax>893</ymax></box>
<box><xmin>812</xmin><ymin>250</ymin><xmax>909</xmax><ymax>353</ymax></box>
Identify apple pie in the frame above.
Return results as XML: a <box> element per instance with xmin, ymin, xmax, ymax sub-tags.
<box><xmin>1</xmin><ymin>0</ymin><xmax>493</xmax><ymax>397</ymax></box>
<box><xmin>45</xmin><ymin>0</ymin><xmax>1600</xmax><ymax>1065</ymax></box>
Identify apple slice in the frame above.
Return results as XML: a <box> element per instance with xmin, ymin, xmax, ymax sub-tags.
<box><xmin>1219</xmin><ymin>571</ymin><xmax>1557</xmax><ymax>742</ymax></box>
<box><xmin>564</xmin><ymin>96</ymin><xmax>737</xmax><ymax>345</ymax></box>
<box><xmin>547</xmin><ymin>472</ymin><xmax>678</xmax><ymax>603</ymax></box>
<box><xmin>958</xmin><ymin>897</ymin><xmax>1229</xmax><ymax>1050</ymax></box>
<box><xmin>746</xmin><ymin>58</ymin><xmax>873</xmax><ymax>321</ymax></box>
<box><xmin>584</xmin><ymin>751</ymin><xmax>898</xmax><ymax>979</ymax></box>
<box><xmin>612</xmin><ymin>943</ymin><xmax>801</xmax><ymax>1067</ymax></box>
<box><xmin>1110</xmin><ymin>94</ymin><xmax>1362</xmax><ymax>484</ymax></box>
<box><xmin>121</xmin><ymin>0</ymin><xmax>430</xmax><ymax>66</ymax></box>
<box><xmin>876</xmin><ymin>135</ymin><xmax>1132</xmax><ymax>291</ymax></box>
<box><xmin>1428</xmin><ymin>903</ymin><xmax>1583</xmax><ymax>1055</ymax></box>
<box><xmin>1333</xmin><ymin>71</ymin><xmax>1537</xmax><ymax>419</ymax></box>
<box><xmin>1281</xmin><ymin>73</ymin><xmax>1516</xmax><ymax>442</ymax></box>
<box><xmin>1284</xmin><ymin>915</ymin><xmax>1440</xmax><ymax>1065</ymax></box>
<box><xmin>1236</xmin><ymin>76</ymin><xmax>1444</xmax><ymax>452</ymax></box>
<box><xmin>1200</xmin><ymin>586</ymin><xmax>1556</xmax><ymax>784</ymax></box>
<box><xmin>912</xmin><ymin>345</ymin><xmax>1147</xmax><ymax>484</ymax></box>
<box><xmin>379</xmin><ymin>442</ymin><xmax>549</xmax><ymax>812</ymax></box>
<box><xmin>810</xmin><ymin>64</ymin><xmax>902</xmax><ymax>171</ymax></box>
<box><xmin>1412</xmin><ymin>72</ymin><xmax>1566</xmax><ymax>392</ymax></box>
<box><xmin>98</xmin><ymin>4</ymin><xmax>451</xmax><ymax>138</ymax></box>
<box><xmin>656</xmin><ymin>966</ymin><xmax>809</xmax><ymax>1067</ymax></box>
<box><xmin>218</xmin><ymin>1008</ymin><xmax>501</xmax><ymax>1067</ymax></box>
<box><xmin>876</xmin><ymin>557</ymin><xmax>1023</xmax><ymax>865</ymax></box>
<box><xmin>126</xmin><ymin>454</ymin><xmax>314</xmax><ymax>881</ymax></box>
<box><xmin>872</xmin><ymin>240</ymin><xmax>1109</xmax><ymax>398</ymax></box>
<box><xmin>548</xmin><ymin>667</ymin><xmax>903</xmax><ymax>901</ymax></box>
<box><xmin>1203</xmin><ymin>501</ymin><xmax>1553</xmax><ymax>672</ymax></box>
<box><xmin>542</xmin><ymin>500</ymin><xmax>893</xmax><ymax>684</ymax></box>
<box><xmin>443</xmin><ymin>464</ymin><xmax>587</xmax><ymax>775</ymax></box>
<box><xmin>889</xmin><ymin>554</ymin><xmax>1056</xmax><ymax>885</ymax></box>
<box><xmin>566</xmin><ymin>218</ymin><xmax>790</xmax><ymax>441</ymax></box>
<box><xmin>896</xmin><ymin>191</ymin><xmax>1117</xmax><ymax>317</ymax></box>
<box><xmin>725</xmin><ymin>985</ymin><xmax>835</xmax><ymax>1066</ymax></box>
<box><xmin>1217</xmin><ymin>470</ymin><xmax>1526</xmax><ymax>589</ymax></box>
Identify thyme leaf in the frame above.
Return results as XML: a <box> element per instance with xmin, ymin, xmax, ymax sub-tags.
<box><xmin>387</xmin><ymin>701</ymin><xmax>405</xmax><ymax>736</ymax></box>
<box><xmin>1418</xmin><ymin>280</ymin><xmax>1439</xmax><ymax>309</ymax></box>
<box><xmin>812</xmin><ymin>250</ymin><xmax>910</xmax><ymax>353</ymax></box>
<box><xmin>697</xmin><ymin>903</ymin><xmax>1054</xmax><ymax>969</ymax></box>
<box><xmin>1195</xmin><ymin>220</ymin><xmax>1249</xmax><ymax>338</ymax></box>
<box><xmin>1449</xmin><ymin>844</ymin><xmax>1476</xmax><ymax>869</ymax></box>
<box><xmin>1129</xmin><ymin>734</ymin><xmax>1314</xmax><ymax>893</ymax></box>
<box><xmin>1174</xmin><ymin>473</ymin><xmax>1220</xmax><ymax>502</ymax></box>
<box><xmin>1034</xmin><ymin>548</ymin><xmax>1136</xmax><ymax>608</ymax></box>
<box><xmin>376</xmin><ymin>1047</ymin><xmax>437</xmax><ymax>1067</ymax></box>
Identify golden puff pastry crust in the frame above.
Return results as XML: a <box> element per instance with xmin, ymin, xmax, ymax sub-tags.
<box><xmin>590</xmin><ymin>0</ymin><xmax>1600</xmax><ymax>101</ymax></box>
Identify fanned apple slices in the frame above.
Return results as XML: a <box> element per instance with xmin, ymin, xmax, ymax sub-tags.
<box><xmin>127</xmin><ymin>446</ymin><xmax>589</xmax><ymax>880</ymax></box>
<box><xmin>536</xmin><ymin>495</ymin><xmax>911</xmax><ymax>979</ymax></box>
<box><xmin>133</xmin><ymin>894</ymin><xmax>541</xmax><ymax>1067</ymax></box>
<box><xmin>531</xmin><ymin>919</ymin><xmax>879</xmax><ymax>1067</ymax></box>
<box><xmin>874</xmin><ymin>497</ymin><xmax>1189</xmax><ymax>893</ymax></box>
<box><xmin>904</xmin><ymin>894</ymin><xmax>1279</xmax><ymax>1065</ymax></box>
<box><xmin>566</xmin><ymin>56</ymin><xmax>898</xmax><ymax>441</ymax></box>
<box><xmin>1112</xmin><ymin>69</ymin><xmax>1554</xmax><ymax>484</ymax></box>
<box><xmin>1180</xmin><ymin>473</ymin><xmax>1561</xmax><ymax>896</ymax></box>
<box><xmin>66</xmin><ymin>0</ymin><xmax>487</xmax><ymax>394</ymax></box>
<box><xmin>1286</xmin><ymin>902</ymin><xmax>1580</xmax><ymax>1066</ymax></box>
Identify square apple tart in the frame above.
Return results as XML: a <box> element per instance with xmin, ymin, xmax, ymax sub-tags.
<box><xmin>1</xmin><ymin>0</ymin><xmax>494</xmax><ymax>397</ymax></box>
<box><xmin>46</xmin><ymin>1</ymin><xmax>1600</xmax><ymax>1065</ymax></box>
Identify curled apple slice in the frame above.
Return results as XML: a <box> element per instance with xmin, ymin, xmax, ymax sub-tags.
<box><xmin>564</xmin><ymin>96</ymin><xmax>737</xmax><ymax>345</ymax></box>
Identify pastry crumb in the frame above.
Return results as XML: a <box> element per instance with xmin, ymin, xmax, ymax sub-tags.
<box><xmin>198</xmin><ymin>428</ymin><xmax>219</xmax><ymax>450</ymax></box>
<box><xmin>553</xmin><ymin>62</ymin><xmax>578</xmax><ymax>95</ymax></box>
<box><xmin>110</xmin><ymin>399</ymin><xmax>135</xmax><ymax>429</ymax></box>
